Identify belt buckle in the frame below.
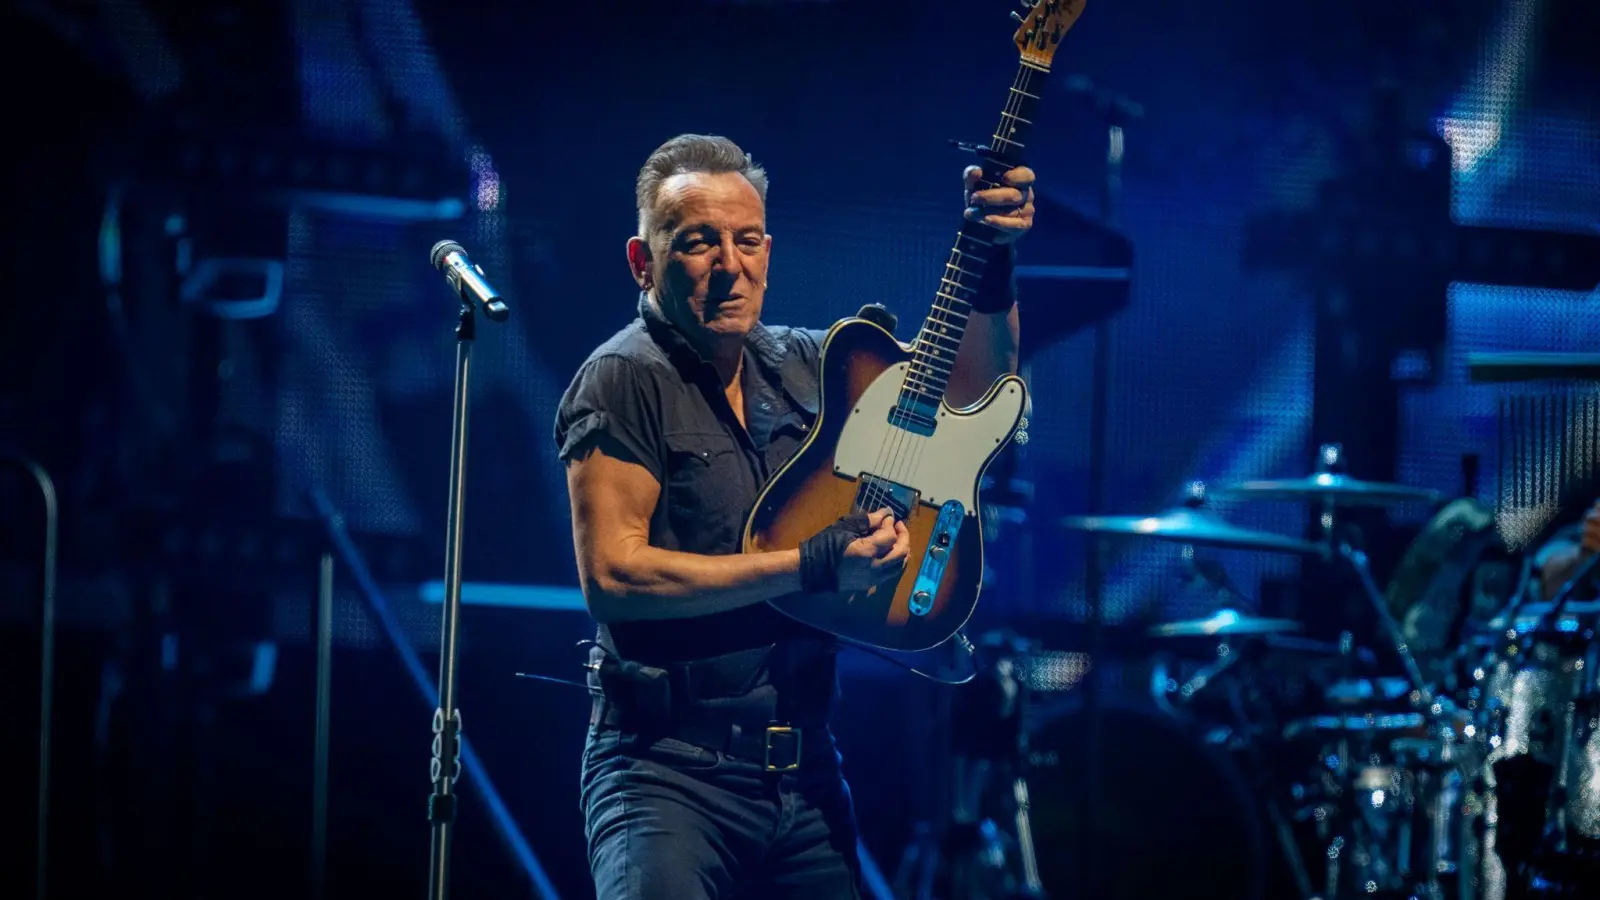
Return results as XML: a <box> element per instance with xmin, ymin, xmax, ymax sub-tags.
<box><xmin>763</xmin><ymin>724</ymin><xmax>802</xmax><ymax>772</ymax></box>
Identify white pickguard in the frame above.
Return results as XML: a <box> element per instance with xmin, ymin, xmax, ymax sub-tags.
<box><xmin>833</xmin><ymin>362</ymin><xmax>1027</xmax><ymax>512</ymax></box>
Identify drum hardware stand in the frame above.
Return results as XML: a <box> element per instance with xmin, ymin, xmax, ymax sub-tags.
<box><xmin>1307</xmin><ymin>444</ymin><xmax>1438</xmax><ymax>711</ymax></box>
<box><xmin>1076</xmin><ymin>79</ymin><xmax>1138</xmax><ymax>900</ymax></box>
<box><xmin>1225</xmin><ymin>681</ymin><xmax>1318</xmax><ymax>900</ymax></box>
<box><xmin>311</xmin><ymin>552</ymin><xmax>334</xmax><ymax>900</ymax></box>
<box><xmin>1325</xmin><ymin>516</ymin><xmax>1470</xmax><ymax>900</ymax></box>
<box><xmin>1151</xmin><ymin>635</ymin><xmax>1317</xmax><ymax>900</ymax></box>
<box><xmin>1333</xmin><ymin>537</ymin><xmax>1435</xmax><ymax>711</ymax></box>
<box><xmin>1299</xmin><ymin>444</ymin><xmax>1469</xmax><ymax>899</ymax></box>
<box><xmin>895</xmin><ymin>632</ymin><xmax>1045</xmax><ymax>900</ymax></box>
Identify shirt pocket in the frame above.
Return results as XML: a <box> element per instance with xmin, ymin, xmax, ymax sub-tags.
<box><xmin>662</xmin><ymin>431</ymin><xmax>746</xmax><ymax>553</ymax></box>
<box><xmin>765</xmin><ymin>409</ymin><xmax>815</xmax><ymax>474</ymax></box>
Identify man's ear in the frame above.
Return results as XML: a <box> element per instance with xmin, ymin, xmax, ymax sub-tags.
<box><xmin>626</xmin><ymin>236</ymin><xmax>652</xmax><ymax>289</ymax></box>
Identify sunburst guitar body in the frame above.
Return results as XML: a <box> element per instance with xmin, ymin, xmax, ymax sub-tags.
<box><xmin>741</xmin><ymin>0</ymin><xmax>1085</xmax><ymax>652</ymax></box>
<box><xmin>745</xmin><ymin>318</ymin><xmax>1027</xmax><ymax>652</ymax></box>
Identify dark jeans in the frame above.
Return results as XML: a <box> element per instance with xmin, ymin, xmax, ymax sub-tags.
<box><xmin>579</xmin><ymin>723</ymin><xmax>864</xmax><ymax>900</ymax></box>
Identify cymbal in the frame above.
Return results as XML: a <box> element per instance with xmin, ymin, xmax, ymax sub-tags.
<box><xmin>1148</xmin><ymin>608</ymin><xmax>1303</xmax><ymax>638</ymax></box>
<box><xmin>1059</xmin><ymin>507</ymin><xmax>1327</xmax><ymax>555</ymax></box>
<box><xmin>1210</xmin><ymin>473</ymin><xmax>1443</xmax><ymax>506</ymax></box>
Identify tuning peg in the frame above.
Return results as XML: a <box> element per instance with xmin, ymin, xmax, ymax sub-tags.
<box><xmin>1011</xmin><ymin>11</ymin><xmax>1024</xmax><ymax>22</ymax></box>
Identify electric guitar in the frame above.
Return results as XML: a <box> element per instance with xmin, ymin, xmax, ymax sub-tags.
<box><xmin>742</xmin><ymin>0</ymin><xmax>1086</xmax><ymax>652</ymax></box>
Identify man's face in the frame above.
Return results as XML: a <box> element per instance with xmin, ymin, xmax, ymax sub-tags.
<box><xmin>632</xmin><ymin>171</ymin><xmax>770</xmax><ymax>350</ymax></box>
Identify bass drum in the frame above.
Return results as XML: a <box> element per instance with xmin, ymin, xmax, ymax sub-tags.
<box><xmin>1024</xmin><ymin>699</ymin><xmax>1267</xmax><ymax>900</ymax></box>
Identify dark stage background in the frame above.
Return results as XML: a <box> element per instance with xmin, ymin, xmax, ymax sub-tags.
<box><xmin>4</xmin><ymin>0</ymin><xmax>1599</xmax><ymax>897</ymax></box>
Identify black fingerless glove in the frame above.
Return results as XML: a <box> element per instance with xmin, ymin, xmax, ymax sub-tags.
<box><xmin>799</xmin><ymin>513</ymin><xmax>874</xmax><ymax>593</ymax></box>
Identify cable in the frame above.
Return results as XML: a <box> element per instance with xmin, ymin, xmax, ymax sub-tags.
<box><xmin>511</xmin><ymin>671</ymin><xmax>590</xmax><ymax>690</ymax></box>
<box><xmin>515</xmin><ymin>632</ymin><xmax>981</xmax><ymax>690</ymax></box>
<box><xmin>836</xmin><ymin>632</ymin><xmax>979</xmax><ymax>686</ymax></box>
<box><xmin>5</xmin><ymin>452</ymin><xmax>59</xmax><ymax>900</ymax></box>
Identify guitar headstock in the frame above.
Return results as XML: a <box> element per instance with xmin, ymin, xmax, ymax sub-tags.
<box><xmin>1012</xmin><ymin>0</ymin><xmax>1085</xmax><ymax>68</ymax></box>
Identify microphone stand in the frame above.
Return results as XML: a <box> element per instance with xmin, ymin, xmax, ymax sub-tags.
<box><xmin>427</xmin><ymin>299</ymin><xmax>478</xmax><ymax>900</ymax></box>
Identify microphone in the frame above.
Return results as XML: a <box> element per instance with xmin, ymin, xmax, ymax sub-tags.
<box><xmin>430</xmin><ymin>240</ymin><xmax>509</xmax><ymax>322</ymax></box>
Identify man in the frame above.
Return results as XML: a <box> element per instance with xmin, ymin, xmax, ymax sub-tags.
<box><xmin>553</xmin><ymin>133</ymin><xmax>1033</xmax><ymax>900</ymax></box>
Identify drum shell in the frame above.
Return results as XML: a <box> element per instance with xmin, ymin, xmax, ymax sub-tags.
<box><xmin>1468</xmin><ymin>639</ymin><xmax>1600</xmax><ymax>899</ymax></box>
<box><xmin>1023</xmin><ymin>698</ymin><xmax>1268</xmax><ymax>900</ymax></box>
<box><xmin>1280</xmin><ymin>713</ymin><xmax>1476</xmax><ymax>899</ymax></box>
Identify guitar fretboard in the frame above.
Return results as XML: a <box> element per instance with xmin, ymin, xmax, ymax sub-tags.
<box><xmin>893</xmin><ymin>60</ymin><xmax>1048</xmax><ymax>429</ymax></box>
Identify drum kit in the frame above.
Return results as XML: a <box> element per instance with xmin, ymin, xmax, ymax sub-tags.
<box><xmin>1004</xmin><ymin>442</ymin><xmax>1600</xmax><ymax>900</ymax></box>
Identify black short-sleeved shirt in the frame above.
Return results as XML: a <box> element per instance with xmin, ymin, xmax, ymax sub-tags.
<box><xmin>554</xmin><ymin>252</ymin><xmax>1014</xmax><ymax>696</ymax></box>
<box><xmin>553</xmin><ymin>292</ymin><xmax>833</xmax><ymax>668</ymax></box>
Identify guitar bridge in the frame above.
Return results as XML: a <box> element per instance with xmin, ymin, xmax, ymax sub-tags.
<box><xmin>909</xmin><ymin>500</ymin><xmax>964</xmax><ymax>616</ymax></box>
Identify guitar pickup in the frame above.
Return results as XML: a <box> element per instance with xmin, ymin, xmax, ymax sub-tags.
<box><xmin>857</xmin><ymin>475</ymin><xmax>917</xmax><ymax>521</ymax></box>
<box><xmin>909</xmin><ymin>500</ymin><xmax>964</xmax><ymax>616</ymax></box>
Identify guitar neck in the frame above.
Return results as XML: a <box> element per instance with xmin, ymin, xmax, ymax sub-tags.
<box><xmin>897</xmin><ymin>60</ymin><xmax>1049</xmax><ymax>420</ymax></box>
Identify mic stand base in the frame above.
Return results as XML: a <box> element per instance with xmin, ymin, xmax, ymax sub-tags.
<box><xmin>427</xmin><ymin>303</ymin><xmax>476</xmax><ymax>900</ymax></box>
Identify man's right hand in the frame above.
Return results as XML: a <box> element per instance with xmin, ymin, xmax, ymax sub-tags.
<box><xmin>798</xmin><ymin>507</ymin><xmax>912</xmax><ymax>594</ymax></box>
<box><xmin>837</xmin><ymin>508</ymin><xmax>911</xmax><ymax>591</ymax></box>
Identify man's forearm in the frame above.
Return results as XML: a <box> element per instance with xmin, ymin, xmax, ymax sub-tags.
<box><xmin>948</xmin><ymin>245</ymin><xmax>1021</xmax><ymax>407</ymax></box>
<box><xmin>948</xmin><ymin>307</ymin><xmax>1020</xmax><ymax>407</ymax></box>
<box><xmin>586</xmin><ymin>543</ymin><xmax>803</xmax><ymax>623</ymax></box>
<box><xmin>1540</xmin><ymin>543</ymin><xmax>1586</xmax><ymax>601</ymax></box>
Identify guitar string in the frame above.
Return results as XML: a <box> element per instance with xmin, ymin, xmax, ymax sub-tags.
<box><xmin>842</xmin><ymin>63</ymin><xmax>1034</xmax><ymax>640</ymax></box>
<box><xmin>872</xmin><ymin>63</ymin><xmax>1034</xmax><ymax>512</ymax></box>
<box><xmin>876</xmin><ymin>194</ymin><xmax>1010</xmax><ymax>523</ymax></box>
<box><xmin>859</xmin><ymin>62</ymin><xmax>1035</xmax><ymax>539</ymax></box>
<box><xmin>865</xmin><ymin>61</ymin><xmax>1034</xmax><ymax>516</ymax></box>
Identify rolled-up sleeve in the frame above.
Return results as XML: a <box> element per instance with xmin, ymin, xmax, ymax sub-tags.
<box><xmin>552</xmin><ymin>354</ymin><xmax>663</xmax><ymax>482</ymax></box>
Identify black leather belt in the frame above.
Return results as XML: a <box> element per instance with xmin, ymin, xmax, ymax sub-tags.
<box><xmin>591</xmin><ymin>698</ymin><xmax>813</xmax><ymax>773</ymax></box>
<box><xmin>584</xmin><ymin>640</ymin><xmax>835</xmax><ymax>704</ymax></box>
